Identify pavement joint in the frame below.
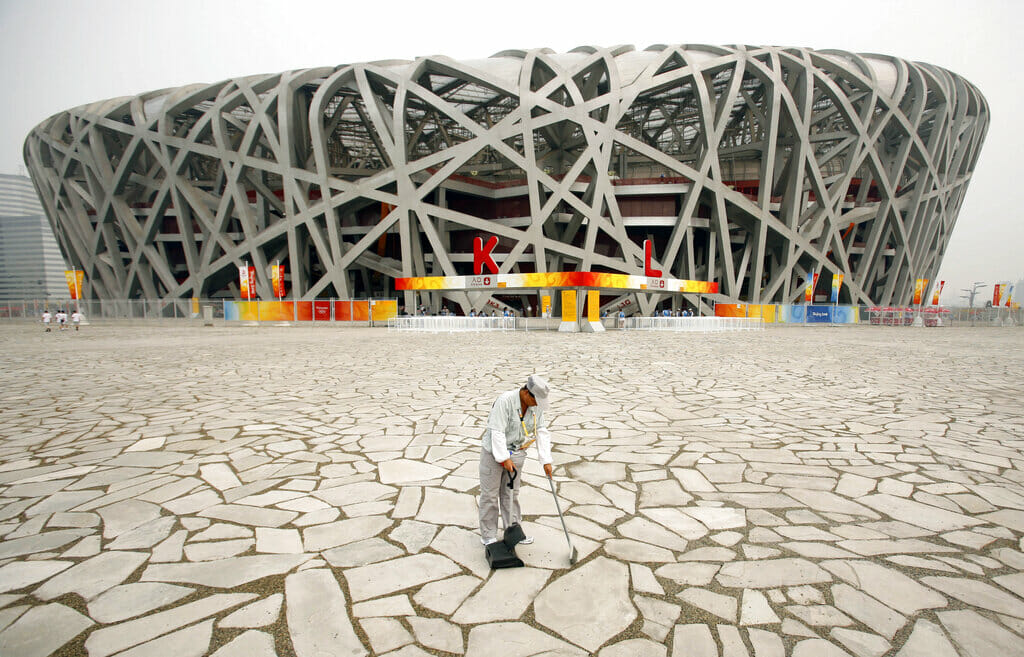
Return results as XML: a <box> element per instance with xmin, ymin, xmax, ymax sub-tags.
<box><xmin>0</xmin><ymin>324</ymin><xmax>1022</xmax><ymax>656</ymax></box>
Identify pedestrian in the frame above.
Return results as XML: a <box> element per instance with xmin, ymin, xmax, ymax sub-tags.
<box><xmin>71</xmin><ymin>309</ymin><xmax>82</xmax><ymax>331</ymax></box>
<box><xmin>42</xmin><ymin>310</ymin><xmax>52</xmax><ymax>332</ymax></box>
<box><xmin>479</xmin><ymin>375</ymin><xmax>554</xmax><ymax>547</ymax></box>
<box><xmin>56</xmin><ymin>309</ymin><xmax>67</xmax><ymax>330</ymax></box>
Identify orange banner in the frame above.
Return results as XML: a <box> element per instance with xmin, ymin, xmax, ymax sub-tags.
<box><xmin>397</xmin><ymin>271</ymin><xmax>718</xmax><ymax>294</ymax></box>
<box><xmin>64</xmin><ymin>270</ymin><xmax>84</xmax><ymax>299</ymax></box>
<box><xmin>715</xmin><ymin>304</ymin><xmax>746</xmax><ymax>318</ymax></box>
<box><xmin>271</xmin><ymin>264</ymin><xmax>285</xmax><ymax>298</ymax></box>
<box><xmin>931</xmin><ymin>280</ymin><xmax>944</xmax><ymax>305</ymax></box>
<box><xmin>371</xmin><ymin>299</ymin><xmax>398</xmax><ymax>321</ymax></box>
<box><xmin>913</xmin><ymin>278</ymin><xmax>927</xmax><ymax>305</ymax></box>
<box><xmin>224</xmin><ymin>300</ymin><xmax>393</xmax><ymax>322</ymax></box>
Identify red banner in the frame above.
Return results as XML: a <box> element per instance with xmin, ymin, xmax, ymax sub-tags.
<box><xmin>993</xmin><ymin>284</ymin><xmax>1002</xmax><ymax>307</ymax></box>
<box><xmin>313</xmin><ymin>300</ymin><xmax>331</xmax><ymax>321</ymax></box>
<box><xmin>931</xmin><ymin>280</ymin><xmax>944</xmax><ymax>305</ymax></box>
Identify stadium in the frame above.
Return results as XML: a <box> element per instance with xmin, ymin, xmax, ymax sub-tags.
<box><xmin>23</xmin><ymin>44</ymin><xmax>988</xmax><ymax>317</ymax></box>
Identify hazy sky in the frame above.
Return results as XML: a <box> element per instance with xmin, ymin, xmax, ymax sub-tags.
<box><xmin>1</xmin><ymin>0</ymin><xmax>1020</xmax><ymax>304</ymax></box>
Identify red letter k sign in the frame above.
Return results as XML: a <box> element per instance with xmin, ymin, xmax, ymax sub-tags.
<box><xmin>474</xmin><ymin>236</ymin><xmax>499</xmax><ymax>275</ymax></box>
<box><xmin>644</xmin><ymin>239</ymin><xmax>663</xmax><ymax>278</ymax></box>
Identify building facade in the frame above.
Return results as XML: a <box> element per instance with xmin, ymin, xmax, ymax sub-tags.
<box><xmin>0</xmin><ymin>173</ymin><xmax>69</xmax><ymax>302</ymax></box>
<box><xmin>23</xmin><ymin>45</ymin><xmax>988</xmax><ymax>315</ymax></box>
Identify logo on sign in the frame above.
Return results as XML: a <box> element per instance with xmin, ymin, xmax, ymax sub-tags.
<box><xmin>470</xmin><ymin>276</ymin><xmax>495</xmax><ymax>287</ymax></box>
<box><xmin>646</xmin><ymin>278</ymin><xmax>666</xmax><ymax>289</ymax></box>
<box><xmin>474</xmin><ymin>236</ymin><xmax>499</xmax><ymax>275</ymax></box>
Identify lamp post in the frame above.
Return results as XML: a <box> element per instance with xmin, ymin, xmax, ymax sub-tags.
<box><xmin>959</xmin><ymin>282</ymin><xmax>987</xmax><ymax>326</ymax></box>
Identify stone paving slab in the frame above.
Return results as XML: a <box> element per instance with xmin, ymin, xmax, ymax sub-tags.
<box><xmin>0</xmin><ymin>324</ymin><xmax>1023</xmax><ymax>656</ymax></box>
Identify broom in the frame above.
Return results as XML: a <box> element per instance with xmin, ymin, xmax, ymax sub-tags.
<box><xmin>519</xmin><ymin>438</ymin><xmax>578</xmax><ymax>565</ymax></box>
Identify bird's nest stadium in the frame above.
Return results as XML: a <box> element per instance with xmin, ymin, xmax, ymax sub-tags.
<box><xmin>23</xmin><ymin>44</ymin><xmax>988</xmax><ymax>316</ymax></box>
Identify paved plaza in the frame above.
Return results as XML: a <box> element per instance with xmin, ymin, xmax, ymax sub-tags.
<box><xmin>0</xmin><ymin>322</ymin><xmax>1022</xmax><ymax>657</ymax></box>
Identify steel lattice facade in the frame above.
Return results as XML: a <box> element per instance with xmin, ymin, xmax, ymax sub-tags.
<box><xmin>23</xmin><ymin>45</ymin><xmax>988</xmax><ymax>314</ymax></box>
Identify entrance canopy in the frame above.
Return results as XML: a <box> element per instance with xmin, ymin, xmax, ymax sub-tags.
<box><xmin>396</xmin><ymin>271</ymin><xmax>718</xmax><ymax>294</ymax></box>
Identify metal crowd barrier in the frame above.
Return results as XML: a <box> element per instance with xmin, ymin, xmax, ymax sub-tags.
<box><xmin>387</xmin><ymin>316</ymin><xmax>517</xmax><ymax>332</ymax></box>
<box><xmin>624</xmin><ymin>316</ymin><xmax>764</xmax><ymax>332</ymax></box>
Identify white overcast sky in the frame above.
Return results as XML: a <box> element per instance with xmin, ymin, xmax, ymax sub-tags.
<box><xmin>1</xmin><ymin>0</ymin><xmax>1020</xmax><ymax>303</ymax></box>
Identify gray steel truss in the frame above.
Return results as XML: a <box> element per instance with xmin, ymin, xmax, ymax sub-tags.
<box><xmin>23</xmin><ymin>45</ymin><xmax>989</xmax><ymax>313</ymax></box>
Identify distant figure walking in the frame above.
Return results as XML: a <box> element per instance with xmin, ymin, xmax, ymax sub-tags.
<box><xmin>56</xmin><ymin>309</ymin><xmax>68</xmax><ymax>331</ymax></box>
<box><xmin>71</xmin><ymin>310</ymin><xmax>82</xmax><ymax>331</ymax></box>
<box><xmin>42</xmin><ymin>310</ymin><xmax>52</xmax><ymax>332</ymax></box>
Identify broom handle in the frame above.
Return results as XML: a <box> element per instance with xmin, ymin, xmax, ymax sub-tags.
<box><xmin>547</xmin><ymin>476</ymin><xmax>572</xmax><ymax>547</ymax></box>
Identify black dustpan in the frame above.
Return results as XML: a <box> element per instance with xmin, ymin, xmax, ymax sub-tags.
<box><xmin>485</xmin><ymin>539</ymin><xmax>523</xmax><ymax>569</ymax></box>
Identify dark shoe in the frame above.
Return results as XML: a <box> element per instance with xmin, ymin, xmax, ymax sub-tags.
<box><xmin>503</xmin><ymin>522</ymin><xmax>526</xmax><ymax>548</ymax></box>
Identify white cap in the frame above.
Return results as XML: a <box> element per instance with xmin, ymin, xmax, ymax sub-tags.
<box><xmin>526</xmin><ymin>374</ymin><xmax>550</xmax><ymax>411</ymax></box>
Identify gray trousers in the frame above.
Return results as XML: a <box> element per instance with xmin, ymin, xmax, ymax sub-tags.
<box><xmin>478</xmin><ymin>447</ymin><xmax>526</xmax><ymax>544</ymax></box>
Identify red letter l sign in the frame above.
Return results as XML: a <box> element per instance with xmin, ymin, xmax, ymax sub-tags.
<box><xmin>644</xmin><ymin>239</ymin><xmax>662</xmax><ymax>278</ymax></box>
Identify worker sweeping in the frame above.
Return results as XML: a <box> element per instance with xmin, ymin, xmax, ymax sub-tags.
<box><xmin>479</xmin><ymin>375</ymin><xmax>554</xmax><ymax>559</ymax></box>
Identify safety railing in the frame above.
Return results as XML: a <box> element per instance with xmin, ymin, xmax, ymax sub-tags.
<box><xmin>624</xmin><ymin>316</ymin><xmax>764</xmax><ymax>332</ymax></box>
<box><xmin>387</xmin><ymin>316</ymin><xmax>517</xmax><ymax>332</ymax></box>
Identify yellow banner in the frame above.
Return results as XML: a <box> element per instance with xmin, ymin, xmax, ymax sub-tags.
<box><xmin>587</xmin><ymin>290</ymin><xmax>599</xmax><ymax>322</ymax></box>
<box><xmin>561</xmin><ymin>290</ymin><xmax>576</xmax><ymax>322</ymax></box>
<box><xmin>64</xmin><ymin>270</ymin><xmax>83</xmax><ymax>299</ymax></box>
<box><xmin>370</xmin><ymin>299</ymin><xmax>398</xmax><ymax>321</ymax></box>
<box><xmin>541</xmin><ymin>295</ymin><xmax>551</xmax><ymax>317</ymax></box>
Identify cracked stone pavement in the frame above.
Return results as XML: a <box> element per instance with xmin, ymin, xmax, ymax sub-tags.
<box><xmin>0</xmin><ymin>323</ymin><xmax>1022</xmax><ymax>657</ymax></box>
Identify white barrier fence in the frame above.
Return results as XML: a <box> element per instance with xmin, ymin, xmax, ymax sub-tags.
<box><xmin>388</xmin><ymin>316</ymin><xmax>516</xmax><ymax>332</ymax></box>
<box><xmin>624</xmin><ymin>317</ymin><xmax>764</xmax><ymax>332</ymax></box>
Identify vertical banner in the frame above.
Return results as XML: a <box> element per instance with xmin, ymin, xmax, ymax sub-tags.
<box><xmin>541</xmin><ymin>295</ymin><xmax>551</xmax><ymax>317</ymax></box>
<box><xmin>561</xmin><ymin>290</ymin><xmax>577</xmax><ymax>322</ymax></box>
<box><xmin>913</xmin><ymin>278</ymin><xmax>927</xmax><ymax>305</ymax></box>
<box><xmin>931</xmin><ymin>280</ymin><xmax>945</xmax><ymax>305</ymax></box>
<box><xmin>239</xmin><ymin>266</ymin><xmax>248</xmax><ymax>299</ymax></box>
<box><xmin>830</xmin><ymin>274</ymin><xmax>844</xmax><ymax>303</ymax></box>
<box><xmin>239</xmin><ymin>266</ymin><xmax>257</xmax><ymax>300</ymax></box>
<box><xmin>804</xmin><ymin>273</ymin><xmax>819</xmax><ymax>302</ymax></box>
<box><xmin>1005</xmin><ymin>284</ymin><xmax>1015</xmax><ymax>307</ymax></box>
<box><xmin>587</xmin><ymin>290</ymin><xmax>599</xmax><ymax>322</ymax></box>
<box><xmin>993</xmin><ymin>284</ymin><xmax>1002</xmax><ymax>307</ymax></box>
<box><xmin>271</xmin><ymin>264</ymin><xmax>285</xmax><ymax>298</ymax></box>
<box><xmin>64</xmin><ymin>270</ymin><xmax>83</xmax><ymax>299</ymax></box>
<box><xmin>191</xmin><ymin>297</ymin><xmax>199</xmax><ymax>315</ymax></box>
